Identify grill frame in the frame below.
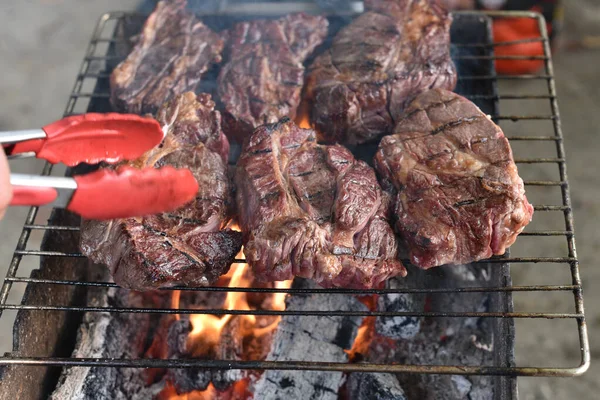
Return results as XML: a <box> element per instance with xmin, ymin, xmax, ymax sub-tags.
<box><xmin>0</xmin><ymin>9</ymin><xmax>589</xmax><ymax>379</ymax></box>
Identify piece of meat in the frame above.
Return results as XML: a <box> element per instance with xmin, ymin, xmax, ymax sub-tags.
<box><xmin>235</xmin><ymin>118</ymin><xmax>406</xmax><ymax>288</ymax></box>
<box><xmin>80</xmin><ymin>92</ymin><xmax>242</xmax><ymax>290</ymax></box>
<box><xmin>305</xmin><ymin>0</ymin><xmax>456</xmax><ymax>145</ymax></box>
<box><xmin>374</xmin><ymin>89</ymin><xmax>533</xmax><ymax>268</ymax></box>
<box><xmin>110</xmin><ymin>0</ymin><xmax>224</xmax><ymax>115</ymax></box>
<box><xmin>218</xmin><ymin>13</ymin><xmax>328</xmax><ymax>143</ymax></box>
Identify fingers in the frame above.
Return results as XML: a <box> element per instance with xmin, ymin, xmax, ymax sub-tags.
<box><xmin>0</xmin><ymin>147</ymin><xmax>12</xmax><ymax>219</ymax></box>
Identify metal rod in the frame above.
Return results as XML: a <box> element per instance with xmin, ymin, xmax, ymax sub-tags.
<box><xmin>9</xmin><ymin>249</ymin><xmax>577</xmax><ymax>264</ymax></box>
<box><xmin>2</xmin><ymin>277</ymin><xmax>580</xmax><ymax>294</ymax></box>
<box><xmin>536</xmin><ymin>12</ymin><xmax>590</xmax><ymax>375</ymax></box>
<box><xmin>505</xmin><ymin>136</ymin><xmax>561</xmax><ymax>141</ymax></box>
<box><xmin>514</xmin><ymin>158</ymin><xmax>564</xmax><ymax>163</ymax></box>
<box><xmin>69</xmin><ymin>92</ymin><xmax>110</xmax><ymax>98</ymax></box>
<box><xmin>0</xmin><ymin>304</ymin><xmax>583</xmax><ymax>319</ymax></box>
<box><xmin>458</xmin><ymin>74</ymin><xmax>552</xmax><ymax>81</ymax></box>
<box><xmin>0</xmin><ymin>356</ymin><xmax>589</xmax><ymax>377</ymax></box>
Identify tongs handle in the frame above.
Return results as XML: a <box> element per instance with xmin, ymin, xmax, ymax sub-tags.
<box><xmin>10</xmin><ymin>175</ymin><xmax>76</xmax><ymax>207</ymax></box>
<box><xmin>0</xmin><ymin>130</ymin><xmax>46</xmax><ymax>146</ymax></box>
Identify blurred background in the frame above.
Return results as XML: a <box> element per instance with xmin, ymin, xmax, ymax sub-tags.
<box><xmin>0</xmin><ymin>1</ymin><xmax>598</xmax><ymax>399</ymax></box>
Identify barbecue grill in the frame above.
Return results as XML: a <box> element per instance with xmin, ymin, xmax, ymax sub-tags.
<box><xmin>0</xmin><ymin>4</ymin><xmax>589</xmax><ymax>400</ymax></box>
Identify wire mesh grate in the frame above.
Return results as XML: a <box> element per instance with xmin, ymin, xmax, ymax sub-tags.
<box><xmin>0</xmin><ymin>10</ymin><xmax>589</xmax><ymax>379</ymax></box>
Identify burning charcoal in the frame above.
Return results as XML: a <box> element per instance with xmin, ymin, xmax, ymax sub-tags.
<box><xmin>167</xmin><ymin>318</ymin><xmax>191</xmax><ymax>356</ymax></box>
<box><xmin>164</xmin><ymin>317</ymin><xmax>246</xmax><ymax>393</ymax></box>
<box><xmin>346</xmin><ymin>372</ymin><xmax>407</xmax><ymax>400</ymax></box>
<box><xmin>446</xmin><ymin>263</ymin><xmax>492</xmax><ymax>285</ymax></box>
<box><xmin>50</xmin><ymin>270</ymin><xmax>172</xmax><ymax>399</ymax></box>
<box><xmin>253</xmin><ymin>279</ymin><xmax>367</xmax><ymax>399</ymax></box>
<box><xmin>211</xmin><ymin>317</ymin><xmax>246</xmax><ymax>391</ymax></box>
<box><xmin>167</xmin><ymin>368</ymin><xmax>211</xmax><ymax>398</ymax></box>
<box><xmin>365</xmin><ymin>264</ymin><xmax>497</xmax><ymax>400</ymax></box>
<box><xmin>375</xmin><ymin>276</ymin><xmax>425</xmax><ymax>340</ymax></box>
<box><xmin>451</xmin><ymin>375</ymin><xmax>473</xmax><ymax>398</ymax></box>
<box><xmin>376</xmin><ymin>292</ymin><xmax>421</xmax><ymax>339</ymax></box>
<box><xmin>166</xmin><ymin>319</ymin><xmax>212</xmax><ymax>393</ymax></box>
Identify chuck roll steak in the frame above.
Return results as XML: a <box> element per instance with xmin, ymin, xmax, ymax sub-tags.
<box><xmin>374</xmin><ymin>89</ymin><xmax>533</xmax><ymax>268</ymax></box>
<box><xmin>81</xmin><ymin>92</ymin><xmax>242</xmax><ymax>290</ymax></box>
<box><xmin>218</xmin><ymin>13</ymin><xmax>328</xmax><ymax>143</ymax></box>
<box><xmin>235</xmin><ymin>118</ymin><xmax>406</xmax><ymax>288</ymax></box>
<box><xmin>110</xmin><ymin>0</ymin><xmax>224</xmax><ymax>114</ymax></box>
<box><xmin>305</xmin><ymin>0</ymin><xmax>456</xmax><ymax>145</ymax></box>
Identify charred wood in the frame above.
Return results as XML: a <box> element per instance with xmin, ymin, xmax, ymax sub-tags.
<box><xmin>50</xmin><ymin>267</ymin><xmax>167</xmax><ymax>400</ymax></box>
<box><xmin>346</xmin><ymin>372</ymin><xmax>407</xmax><ymax>400</ymax></box>
<box><xmin>367</xmin><ymin>264</ymin><xmax>497</xmax><ymax>400</ymax></box>
<box><xmin>376</xmin><ymin>271</ymin><xmax>426</xmax><ymax>340</ymax></box>
<box><xmin>252</xmin><ymin>279</ymin><xmax>367</xmax><ymax>400</ymax></box>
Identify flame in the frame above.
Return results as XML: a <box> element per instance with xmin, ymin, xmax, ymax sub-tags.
<box><xmin>294</xmin><ymin>100</ymin><xmax>312</xmax><ymax>129</ymax></box>
<box><xmin>297</xmin><ymin>115</ymin><xmax>311</xmax><ymax>129</ymax></box>
<box><xmin>160</xmin><ymin>382</ymin><xmax>216</xmax><ymax>400</ymax></box>
<box><xmin>162</xmin><ymin>381</ymin><xmax>251</xmax><ymax>400</ymax></box>
<box><xmin>186</xmin><ymin>222</ymin><xmax>292</xmax><ymax>350</ymax></box>
<box><xmin>164</xmin><ymin>222</ymin><xmax>292</xmax><ymax>399</ymax></box>
<box><xmin>172</xmin><ymin>290</ymin><xmax>181</xmax><ymax>321</ymax></box>
<box><xmin>187</xmin><ymin>260</ymin><xmax>254</xmax><ymax>350</ymax></box>
<box><xmin>346</xmin><ymin>318</ymin><xmax>375</xmax><ymax>361</ymax></box>
<box><xmin>346</xmin><ymin>295</ymin><xmax>378</xmax><ymax>361</ymax></box>
<box><xmin>272</xmin><ymin>280</ymin><xmax>291</xmax><ymax>311</ymax></box>
<box><xmin>251</xmin><ymin>279</ymin><xmax>292</xmax><ymax>337</ymax></box>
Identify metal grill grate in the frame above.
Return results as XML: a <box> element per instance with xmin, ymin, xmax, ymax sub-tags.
<box><xmin>0</xmin><ymin>10</ymin><xmax>589</xmax><ymax>379</ymax></box>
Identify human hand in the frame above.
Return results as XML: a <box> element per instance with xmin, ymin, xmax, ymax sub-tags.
<box><xmin>0</xmin><ymin>147</ymin><xmax>11</xmax><ymax>219</ymax></box>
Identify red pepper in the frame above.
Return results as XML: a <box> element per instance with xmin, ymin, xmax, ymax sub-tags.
<box><xmin>492</xmin><ymin>8</ymin><xmax>546</xmax><ymax>75</ymax></box>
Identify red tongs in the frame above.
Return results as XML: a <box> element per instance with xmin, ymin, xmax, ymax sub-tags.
<box><xmin>1</xmin><ymin>113</ymin><xmax>199</xmax><ymax>220</ymax></box>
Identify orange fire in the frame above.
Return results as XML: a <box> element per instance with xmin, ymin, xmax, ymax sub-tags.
<box><xmin>297</xmin><ymin>115</ymin><xmax>311</xmax><ymax>129</ymax></box>
<box><xmin>166</xmin><ymin>224</ymin><xmax>292</xmax><ymax>399</ymax></box>
<box><xmin>187</xmin><ymin>258</ymin><xmax>254</xmax><ymax>351</ymax></box>
<box><xmin>346</xmin><ymin>295</ymin><xmax>378</xmax><ymax>362</ymax></box>
<box><xmin>187</xmin><ymin>259</ymin><xmax>292</xmax><ymax>353</ymax></box>
<box><xmin>346</xmin><ymin>317</ymin><xmax>375</xmax><ymax>362</ymax></box>
<box><xmin>162</xmin><ymin>381</ymin><xmax>250</xmax><ymax>400</ymax></box>
<box><xmin>295</xmin><ymin>101</ymin><xmax>312</xmax><ymax>129</ymax></box>
<box><xmin>172</xmin><ymin>290</ymin><xmax>181</xmax><ymax>321</ymax></box>
<box><xmin>160</xmin><ymin>382</ymin><xmax>216</xmax><ymax>400</ymax></box>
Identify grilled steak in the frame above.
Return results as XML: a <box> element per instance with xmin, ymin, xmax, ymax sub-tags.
<box><xmin>374</xmin><ymin>89</ymin><xmax>533</xmax><ymax>268</ymax></box>
<box><xmin>305</xmin><ymin>0</ymin><xmax>456</xmax><ymax>144</ymax></box>
<box><xmin>236</xmin><ymin>118</ymin><xmax>406</xmax><ymax>288</ymax></box>
<box><xmin>81</xmin><ymin>92</ymin><xmax>242</xmax><ymax>290</ymax></box>
<box><xmin>110</xmin><ymin>0</ymin><xmax>224</xmax><ymax>115</ymax></box>
<box><xmin>218</xmin><ymin>13</ymin><xmax>328</xmax><ymax>143</ymax></box>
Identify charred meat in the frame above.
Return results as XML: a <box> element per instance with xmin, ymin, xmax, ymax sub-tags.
<box><xmin>81</xmin><ymin>92</ymin><xmax>242</xmax><ymax>290</ymax></box>
<box><xmin>236</xmin><ymin>118</ymin><xmax>406</xmax><ymax>288</ymax></box>
<box><xmin>305</xmin><ymin>0</ymin><xmax>456</xmax><ymax>144</ymax></box>
<box><xmin>218</xmin><ymin>13</ymin><xmax>328</xmax><ymax>143</ymax></box>
<box><xmin>374</xmin><ymin>89</ymin><xmax>533</xmax><ymax>268</ymax></box>
<box><xmin>110</xmin><ymin>0</ymin><xmax>224</xmax><ymax>114</ymax></box>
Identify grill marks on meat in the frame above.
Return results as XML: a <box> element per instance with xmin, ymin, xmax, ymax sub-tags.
<box><xmin>110</xmin><ymin>0</ymin><xmax>224</xmax><ymax>114</ymax></box>
<box><xmin>236</xmin><ymin>118</ymin><xmax>406</xmax><ymax>288</ymax></box>
<box><xmin>374</xmin><ymin>89</ymin><xmax>533</xmax><ymax>268</ymax></box>
<box><xmin>305</xmin><ymin>0</ymin><xmax>456</xmax><ymax>145</ymax></box>
<box><xmin>218</xmin><ymin>13</ymin><xmax>328</xmax><ymax>143</ymax></box>
<box><xmin>80</xmin><ymin>92</ymin><xmax>242</xmax><ymax>290</ymax></box>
